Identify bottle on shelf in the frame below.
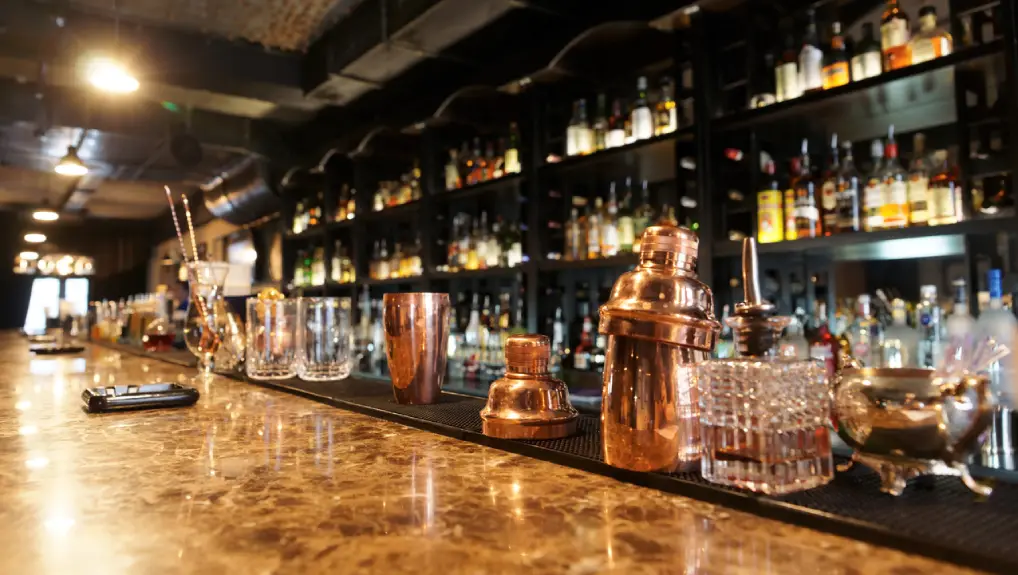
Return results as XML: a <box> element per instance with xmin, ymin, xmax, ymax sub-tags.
<box><xmin>656</xmin><ymin>77</ymin><xmax>678</xmax><ymax>136</ymax></box>
<box><xmin>293</xmin><ymin>201</ymin><xmax>305</xmax><ymax>234</ymax></box>
<box><xmin>377</xmin><ymin>240</ymin><xmax>390</xmax><ymax>280</ymax></box>
<box><xmin>880</xmin><ymin>125</ymin><xmax>909</xmax><ymax>229</ymax></box>
<box><xmin>852</xmin><ymin>22</ymin><xmax>883</xmax><ymax>81</ymax></box>
<box><xmin>882</xmin><ymin>298</ymin><xmax>920</xmax><ymax>367</ymax></box>
<box><xmin>505</xmin><ymin>122</ymin><xmax>522</xmax><ymax>175</ymax></box>
<box><xmin>631</xmin><ymin>76</ymin><xmax>654</xmax><ymax>142</ymax></box>
<box><xmin>409</xmin><ymin>235</ymin><xmax>423</xmax><ymax>277</ymax></box>
<box><xmin>485</xmin><ymin>215</ymin><xmax>501</xmax><ymax>269</ymax></box>
<box><xmin>821</xmin><ymin>134</ymin><xmax>841</xmax><ymax>235</ymax></box>
<box><xmin>916</xmin><ymin>285</ymin><xmax>943</xmax><ymax>368</ymax></box>
<box><xmin>794</xmin><ymin>139</ymin><xmax>821</xmax><ymax>239</ymax></box>
<box><xmin>928</xmin><ymin>150</ymin><xmax>964</xmax><ymax>225</ymax></box>
<box><xmin>658</xmin><ymin>204</ymin><xmax>678</xmax><ymax>226</ymax></box>
<box><xmin>775</xmin><ymin>32</ymin><xmax>801</xmax><ymax>102</ymax></box>
<box><xmin>863</xmin><ymin>139</ymin><xmax>886</xmax><ymax>231</ymax></box>
<box><xmin>779</xmin><ymin>314</ymin><xmax>810</xmax><ymax>359</ymax></box>
<box><xmin>475</xmin><ymin>211</ymin><xmax>491</xmax><ymax>270</ymax></box>
<box><xmin>571</xmin><ymin>300</ymin><xmax>594</xmax><ymax>371</ymax></box>
<box><xmin>758</xmin><ymin>159</ymin><xmax>784</xmax><ymax>244</ymax></box>
<box><xmin>784</xmin><ymin>157</ymin><xmax>800</xmax><ymax>240</ymax></box>
<box><xmin>798</xmin><ymin>9</ymin><xmax>824</xmax><ymax>95</ymax></box>
<box><xmin>837</xmin><ymin>140</ymin><xmax>862</xmax><ymax>232</ymax></box>
<box><xmin>751</xmin><ymin>52</ymin><xmax>778</xmax><ymax>108</ymax></box>
<box><xmin>848</xmin><ymin>294</ymin><xmax>884</xmax><ymax>367</ymax></box>
<box><xmin>294</xmin><ymin>249</ymin><xmax>306</xmax><ymax>286</ymax></box>
<box><xmin>566</xmin><ymin>99</ymin><xmax>593</xmax><ymax>157</ymax></box>
<box><xmin>446</xmin><ymin>148</ymin><xmax>462</xmax><ymax>190</ymax></box>
<box><xmin>910</xmin><ymin>5</ymin><xmax>953</xmax><ymax>64</ymax></box>
<box><xmin>468</xmin><ymin>138</ymin><xmax>485</xmax><ymax>185</ymax></box>
<box><xmin>505</xmin><ymin>222</ymin><xmax>523</xmax><ymax>268</ymax></box>
<box><xmin>331</xmin><ymin>240</ymin><xmax>342</xmax><ymax>283</ymax></box>
<box><xmin>565</xmin><ymin>207</ymin><xmax>583</xmax><ymax>261</ymax></box>
<box><xmin>976</xmin><ymin>269</ymin><xmax>1018</xmax><ymax>405</ymax></box>
<box><xmin>617</xmin><ymin>179</ymin><xmax>636</xmax><ymax>252</ymax></box>
<box><xmin>881</xmin><ymin>0</ymin><xmax>911</xmax><ymax>71</ymax></box>
<box><xmin>809</xmin><ymin>302</ymin><xmax>840</xmax><ymax>379</ymax></box>
<box><xmin>946</xmin><ymin>278</ymin><xmax>976</xmax><ymax>338</ymax></box>
<box><xmin>822</xmin><ymin>21</ymin><xmax>850</xmax><ymax>90</ymax></box>
<box><xmin>592</xmin><ymin>94</ymin><xmax>609</xmax><ymax>152</ymax></box>
<box><xmin>601</xmin><ymin>184</ymin><xmax>620</xmax><ymax>257</ymax></box>
<box><xmin>632</xmin><ymin>180</ymin><xmax>655</xmax><ymax>251</ymax></box>
<box><xmin>336</xmin><ymin>184</ymin><xmax>349</xmax><ymax>221</ymax></box>
<box><xmin>606</xmin><ymin>99</ymin><xmax>627</xmax><ymax>149</ymax></box>
<box><xmin>907</xmin><ymin>132</ymin><xmax>931</xmax><ymax>226</ymax></box>
<box><xmin>491</xmin><ymin>139</ymin><xmax>505</xmax><ymax>180</ymax></box>
<box><xmin>586</xmin><ymin>200</ymin><xmax>602</xmax><ymax>260</ymax></box>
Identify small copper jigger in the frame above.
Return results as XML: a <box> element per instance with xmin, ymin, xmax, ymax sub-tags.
<box><xmin>382</xmin><ymin>293</ymin><xmax>451</xmax><ymax>405</ymax></box>
<box><xmin>599</xmin><ymin>225</ymin><xmax>720</xmax><ymax>473</ymax></box>
<box><xmin>480</xmin><ymin>334</ymin><xmax>579</xmax><ymax>439</ymax></box>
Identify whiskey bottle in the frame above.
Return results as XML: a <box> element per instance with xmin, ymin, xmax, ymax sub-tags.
<box><xmin>928</xmin><ymin>150</ymin><xmax>963</xmax><ymax>225</ymax></box>
<box><xmin>504</xmin><ymin>122</ymin><xmax>522</xmax><ymax>174</ymax></box>
<box><xmin>592</xmin><ymin>94</ymin><xmax>609</xmax><ymax>151</ymax></box>
<box><xmin>799</xmin><ymin>9</ymin><xmax>824</xmax><ymax>94</ymax></box>
<box><xmin>907</xmin><ymin>132</ymin><xmax>931</xmax><ymax>226</ymax></box>
<box><xmin>566</xmin><ymin>100</ymin><xmax>593</xmax><ymax>157</ymax></box>
<box><xmin>586</xmin><ymin>200</ymin><xmax>602</xmax><ymax>259</ymax></box>
<box><xmin>757</xmin><ymin>160</ymin><xmax>784</xmax><ymax>244</ymax></box>
<box><xmin>820</xmin><ymin>134</ymin><xmax>840</xmax><ymax>235</ymax></box>
<box><xmin>775</xmin><ymin>33</ymin><xmax>801</xmax><ymax>102</ymax></box>
<box><xmin>606</xmin><ymin>99</ymin><xmax>627</xmax><ymax>149</ymax></box>
<box><xmin>631</xmin><ymin>76</ymin><xmax>654</xmax><ymax>141</ymax></box>
<box><xmin>601</xmin><ymin>184</ymin><xmax>620</xmax><ymax>257</ymax></box>
<box><xmin>784</xmin><ymin>158</ymin><xmax>800</xmax><ymax>240</ymax></box>
<box><xmin>795</xmin><ymin>139</ymin><xmax>821</xmax><ymax>238</ymax></box>
<box><xmin>910</xmin><ymin>5</ymin><xmax>953</xmax><ymax>64</ymax></box>
<box><xmin>822</xmin><ymin>21</ymin><xmax>850</xmax><ymax>90</ymax></box>
<box><xmin>837</xmin><ymin>141</ymin><xmax>861</xmax><ymax>232</ymax></box>
<box><xmin>880</xmin><ymin>126</ymin><xmax>909</xmax><ymax>229</ymax></box>
<box><xmin>617</xmin><ymin>179</ymin><xmax>636</xmax><ymax>252</ymax></box>
<box><xmin>565</xmin><ymin>207</ymin><xmax>583</xmax><ymax>261</ymax></box>
<box><xmin>851</xmin><ymin>23</ymin><xmax>883</xmax><ymax>81</ymax></box>
<box><xmin>656</xmin><ymin>77</ymin><xmax>678</xmax><ymax>135</ymax></box>
<box><xmin>881</xmin><ymin>0</ymin><xmax>911</xmax><ymax>71</ymax></box>
<box><xmin>863</xmin><ymin>139</ymin><xmax>885</xmax><ymax>231</ymax></box>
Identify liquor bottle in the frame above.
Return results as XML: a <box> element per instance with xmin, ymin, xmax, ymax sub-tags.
<box><xmin>491</xmin><ymin>138</ymin><xmax>506</xmax><ymax>180</ymax></box>
<box><xmin>586</xmin><ymin>200</ymin><xmax>602</xmax><ymax>260</ymax></box>
<box><xmin>822</xmin><ymin>21</ymin><xmax>850</xmax><ymax>90</ymax></box>
<box><xmin>378</xmin><ymin>240</ymin><xmax>391</xmax><ymax>280</ymax></box>
<box><xmin>928</xmin><ymin>150</ymin><xmax>963</xmax><ymax>225</ymax></box>
<box><xmin>445</xmin><ymin>149</ymin><xmax>461</xmax><ymax>190</ymax></box>
<box><xmin>409</xmin><ymin>235</ymin><xmax>423</xmax><ymax>277</ymax></box>
<box><xmin>910</xmin><ymin>5</ymin><xmax>953</xmax><ymax>64</ymax></box>
<box><xmin>882</xmin><ymin>298</ymin><xmax>920</xmax><ymax>368</ymax></box>
<box><xmin>458</xmin><ymin>141</ymin><xmax>472</xmax><ymax>183</ymax></box>
<box><xmin>549</xmin><ymin>305</ymin><xmax>566</xmax><ymax>371</ymax></box>
<box><xmin>346</xmin><ymin>187</ymin><xmax>356</xmax><ymax>220</ymax></box>
<box><xmin>916</xmin><ymin>285</ymin><xmax>943</xmax><ymax>368</ymax></box>
<box><xmin>880</xmin><ymin>126</ymin><xmax>909</xmax><ymax>228</ymax></box>
<box><xmin>476</xmin><ymin>212</ymin><xmax>490</xmax><ymax>270</ymax></box>
<box><xmin>293</xmin><ymin>201</ymin><xmax>304</xmax><ymax>234</ymax></box>
<box><xmin>656</xmin><ymin>77</ymin><xmax>678</xmax><ymax>135</ymax></box>
<box><xmin>784</xmin><ymin>157</ymin><xmax>800</xmax><ymax>240</ymax></box>
<box><xmin>852</xmin><ymin>22</ymin><xmax>883</xmax><ymax>81</ymax></box>
<box><xmin>294</xmin><ymin>249</ymin><xmax>306</xmax><ymax>286</ymax></box>
<box><xmin>565</xmin><ymin>207</ymin><xmax>583</xmax><ymax>261</ymax></box>
<box><xmin>601</xmin><ymin>184</ymin><xmax>620</xmax><ymax>257</ymax></box>
<box><xmin>849</xmin><ymin>295</ymin><xmax>885</xmax><ymax>367</ymax></box>
<box><xmin>976</xmin><ymin>269</ymin><xmax>1018</xmax><ymax>405</ymax></box>
<box><xmin>946</xmin><ymin>278</ymin><xmax>976</xmax><ymax>338</ymax></box>
<box><xmin>751</xmin><ymin>52</ymin><xmax>778</xmax><ymax>108</ymax></box>
<box><xmin>821</xmin><ymin>134</ymin><xmax>841</xmax><ymax>235</ymax></box>
<box><xmin>631</xmin><ymin>76</ymin><xmax>654</xmax><ymax>141</ymax></box>
<box><xmin>336</xmin><ymin>185</ymin><xmax>349</xmax><ymax>221</ymax></box>
<box><xmin>606</xmin><ymin>99</ymin><xmax>627</xmax><ymax>149</ymax></box>
<box><xmin>809</xmin><ymin>302</ymin><xmax>840</xmax><ymax>379</ymax></box>
<box><xmin>799</xmin><ymin>9</ymin><xmax>824</xmax><ymax>94</ymax></box>
<box><xmin>757</xmin><ymin>160</ymin><xmax>784</xmax><ymax>243</ymax></box>
<box><xmin>331</xmin><ymin>240</ymin><xmax>342</xmax><ymax>283</ymax></box>
<box><xmin>658</xmin><ymin>204</ymin><xmax>678</xmax><ymax>226</ymax></box>
<box><xmin>486</xmin><ymin>215</ymin><xmax>501</xmax><ymax>269</ymax></box>
<box><xmin>469</xmin><ymin>138</ymin><xmax>486</xmax><ymax>185</ymax></box>
<box><xmin>863</xmin><ymin>139</ymin><xmax>886</xmax><ymax>231</ymax></box>
<box><xmin>617</xmin><ymin>180</ymin><xmax>636</xmax><ymax>252</ymax></box>
<box><xmin>775</xmin><ymin>33</ymin><xmax>801</xmax><ymax>102</ymax></box>
<box><xmin>506</xmin><ymin>222</ymin><xmax>523</xmax><ymax>268</ymax></box>
<box><xmin>592</xmin><ymin>94</ymin><xmax>609</xmax><ymax>152</ymax></box>
<box><xmin>632</xmin><ymin>180</ymin><xmax>654</xmax><ymax>251</ymax></box>
<box><xmin>907</xmin><ymin>132</ymin><xmax>931</xmax><ymax>226</ymax></box>
<box><xmin>504</xmin><ymin>122</ymin><xmax>522</xmax><ymax>174</ymax></box>
<box><xmin>591</xmin><ymin>333</ymin><xmax>608</xmax><ymax>373</ymax></box>
<box><xmin>881</xmin><ymin>0</ymin><xmax>911</xmax><ymax>71</ymax></box>
<box><xmin>795</xmin><ymin>139</ymin><xmax>821</xmax><ymax>238</ymax></box>
<box><xmin>411</xmin><ymin>159</ymin><xmax>423</xmax><ymax>200</ymax></box>
<box><xmin>779</xmin><ymin>315</ymin><xmax>810</xmax><ymax>359</ymax></box>
<box><xmin>368</xmin><ymin>242</ymin><xmax>378</xmax><ymax>280</ymax></box>
<box><xmin>572</xmin><ymin>302</ymin><xmax>594</xmax><ymax>371</ymax></box>
<box><xmin>837</xmin><ymin>140</ymin><xmax>862</xmax><ymax>232</ymax></box>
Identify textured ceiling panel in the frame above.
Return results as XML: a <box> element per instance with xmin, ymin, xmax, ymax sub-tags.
<box><xmin>61</xmin><ymin>0</ymin><xmax>367</xmax><ymax>51</ymax></box>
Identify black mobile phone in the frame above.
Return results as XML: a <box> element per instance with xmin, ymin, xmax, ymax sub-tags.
<box><xmin>82</xmin><ymin>383</ymin><xmax>200</xmax><ymax>413</ymax></box>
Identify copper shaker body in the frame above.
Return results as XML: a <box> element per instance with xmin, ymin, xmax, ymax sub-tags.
<box><xmin>480</xmin><ymin>334</ymin><xmax>578</xmax><ymax>439</ymax></box>
<box><xmin>382</xmin><ymin>293</ymin><xmax>451</xmax><ymax>405</ymax></box>
<box><xmin>599</xmin><ymin>226</ymin><xmax>720</xmax><ymax>472</ymax></box>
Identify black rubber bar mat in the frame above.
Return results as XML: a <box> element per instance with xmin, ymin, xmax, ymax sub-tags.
<box><xmin>95</xmin><ymin>342</ymin><xmax>1017</xmax><ymax>573</ymax></box>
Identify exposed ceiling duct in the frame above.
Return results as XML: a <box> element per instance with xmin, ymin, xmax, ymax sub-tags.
<box><xmin>201</xmin><ymin>156</ymin><xmax>281</xmax><ymax>225</ymax></box>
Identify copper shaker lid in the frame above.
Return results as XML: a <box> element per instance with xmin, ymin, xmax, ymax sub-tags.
<box><xmin>480</xmin><ymin>334</ymin><xmax>578</xmax><ymax>439</ymax></box>
<box><xmin>598</xmin><ymin>225</ymin><xmax>720</xmax><ymax>351</ymax></box>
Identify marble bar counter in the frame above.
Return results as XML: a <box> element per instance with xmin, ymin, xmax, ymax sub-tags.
<box><xmin>0</xmin><ymin>333</ymin><xmax>981</xmax><ymax>575</ymax></box>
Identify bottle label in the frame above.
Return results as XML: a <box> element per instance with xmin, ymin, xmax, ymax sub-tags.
<box><xmin>601</xmin><ymin>223</ymin><xmax>619</xmax><ymax>256</ymax></box>
<box><xmin>883</xmin><ymin>179</ymin><xmax>908</xmax><ymax>226</ymax></box>
<box><xmin>566</xmin><ymin>126</ymin><xmax>578</xmax><ymax>156</ymax></box>
<box><xmin>577</xmin><ymin>128</ymin><xmax>593</xmax><ymax>155</ymax></box>
<box><xmin>777</xmin><ymin>62</ymin><xmax>800</xmax><ymax>101</ymax></box>
<box><xmin>504</xmin><ymin>149</ymin><xmax>521</xmax><ymax>174</ymax></box>
<box><xmin>784</xmin><ymin>189</ymin><xmax>798</xmax><ymax>240</ymax></box>
<box><xmin>863</xmin><ymin>179</ymin><xmax>884</xmax><ymax>228</ymax></box>
<box><xmin>821</xmin><ymin>180</ymin><xmax>837</xmax><ymax>229</ymax></box>
<box><xmin>908</xmin><ymin>176</ymin><xmax>930</xmax><ymax>224</ymax></box>
<box><xmin>851</xmin><ymin>52</ymin><xmax>882</xmax><ymax>81</ymax></box>
<box><xmin>881</xmin><ymin>18</ymin><xmax>909</xmax><ymax>51</ymax></box>
<box><xmin>757</xmin><ymin>190</ymin><xmax>784</xmax><ymax>243</ymax></box>
<box><xmin>822</xmin><ymin>62</ymin><xmax>850</xmax><ymax>90</ymax></box>
<box><xmin>799</xmin><ymin>46</ymin><xmax>823</xmax><ymax>91</ymax></box>
<box><xmin>617</xmin><ymin>217</ymin><xmax>635</xmax><ymax>249</ymax></box>
<box><xmin>837</xmin><ymin>179</ymin><xmax>859</xmax><ymax>231</ymax></box>
<box><xmin>931</xmin><ymin>183</ymin><xmax>959</xmax><ymax>222</ymax></box>
<box><xmin>606</xmin><ymin>129</ymin><xmax>626</xmax><ymax>148</ymax></box>
<box><xmin>631</xmin><ymin>108</ymin><xmax>654</xmax><ymax>141</ymax></box>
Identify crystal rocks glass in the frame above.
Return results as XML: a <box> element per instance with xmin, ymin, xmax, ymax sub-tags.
<box><xmin>697</xmin><ymin>357</ymin><xmax>833</xmax><ymax>495</ymax></box>
<box><xmin>245</xmin><ymin>298</ymin><xmax>298</xmax><ymax>380</ymax></box>
<box><xmin>296</xmin><ymin>297</ymin><xmax>352</xmax><ymax>381</ymax></box>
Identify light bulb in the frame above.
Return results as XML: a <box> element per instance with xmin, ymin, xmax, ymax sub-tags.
<box><xmin>24</xmin><ymin>233</ymin><xmax>46</xmax><ymax>243</ymax></box>
<box><xmin>19</xmin><ymin>251</ymin><xmax>39</xmax><ymax>261</ymax></box>
<box><xmin>32</xmin><ymin>209</ymin><xmax>59</xmax><ymax>221</ymax></box>
<box><xmin>86</xmin><ymin>57</ymin><xmax>139</xmax><ymax>93</ymax></box>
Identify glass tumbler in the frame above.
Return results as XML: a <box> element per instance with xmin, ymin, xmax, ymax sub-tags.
<box><xmin>296</xmin><ymin>297</ymin><xmax>351</xmax><ymax>381</ymax></box>
<box><xmin>246</xmin><ymin>298</ymin><xmax>298</xmax><ymax>380</ymax></box>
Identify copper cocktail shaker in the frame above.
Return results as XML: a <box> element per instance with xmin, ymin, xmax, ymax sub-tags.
<box><xmin>480</xmin><ymin>334</ymin><xmax>578</xmax><ymax>439</ymax></box>
<box><xmin>382</xmin><ymin>293</ymin><xmax>451</xmax><ymax>405</ymax></box>
<box><xmin>599</xmin><ymin>225</ymin><xmax>720</xmax><ymax>472</ymax></box>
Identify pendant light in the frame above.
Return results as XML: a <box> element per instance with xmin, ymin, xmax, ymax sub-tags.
<box><xmin>54</xmin><ymin>146</ymin><xmax>88</xmax><ymax>177</ymax></box>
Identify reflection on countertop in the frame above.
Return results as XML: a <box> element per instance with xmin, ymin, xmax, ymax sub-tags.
<box><xmin>0</xmin><ymin>333</ymin><xmax>978</xmax><ymax>574</ymax></box>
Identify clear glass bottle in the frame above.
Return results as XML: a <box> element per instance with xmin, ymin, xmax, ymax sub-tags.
<box><xmin>795</xmin><ymin>139</ymin><xmax>821</xmax><ymax>238</ymax></box>
<box><xmin>600</xmin><ymin>183</ymin><xmax>620</xmax><ymax>257</ymax></box>
<box><xmin>946</xmin><ymin>278</ymin><xmax>976</xmax><ymax>338</ymax></box>
<box><xmin>142</xmin><ymin>293</ymin><xmax>175</xmax><ymax>352</ymax></box>
<box><xmin>863</xmin><ymin>139</ymin><xmax>886</xmax><ymax>230</ymax></box>
<box><xmin>779</xmin><ymin>315</ymin><xmax>809</xmax><ymax>359</ymax></box>
<box><xmin>566</xmin><ymin>99</ymin><xmax>593</xmax><ymax>157</ymax></box>
<box><xmin>848</xmin><ymin>294</ymin><xmax>884</xmax><ymax>367</ymax></box>
<box><xmin>915</xmin><ymin>285</ymin><xmax>943</xmax><ymax>368</ymax></box>
<box><xmin>976</xmin><ymin>269</ymin><xmax>1018</xmax><ymax>406</ymax></box>
<box><xmin>882</xmin><ymin>298</ymin><xmax>920</xmax><ymax>367</ymax></box>
<box><xmin>820</xmin><ymin>134</ymin><xmax>841</xmax><ymax>235</ymax></box>
<box><xmin>592</xmin><ymin>94</ymin><xmax>609</xmax><ymax>151</ymax></box>
<box><xmin>698</xmin><ymin>238</ymin><xmax>833</xmax><ymax>494</ymax></box>
<box><xmin>631</xmin><ymin>76</ymin><xmax>654</xmax><ymax>141</ymax></box>
<box><xmin>799</xmin><ymin>9</ymin><xmax>824</xmax><ymax>94</ymax></box>
<box><xmin>910</xmin><ymin>5</ymin><xmax>953</xmax><ymax>64</ymax></box>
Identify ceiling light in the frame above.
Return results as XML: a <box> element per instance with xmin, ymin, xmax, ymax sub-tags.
<box><xmin>86</xmin><ymin>57</ymin><xmax>139</xmax><ymax>93</ymax></box>
<box><xmin>54</xmin><ymin>147</ymin><xmax>88</xmax><ymax>177</ymax></box>
<box><xmin>19</xmin><ymin>251</ymin><xmax>39</xmax><ymax>261</ymax></box>
<box><xmin>32</xmin><ymin>209</ymin><xmax>59</xmax><ymax>222</ymax></box>
<box><xmin>24</xmin><ymin>233</ymin><xmax>46</xmax><ymax>244</ymax></box>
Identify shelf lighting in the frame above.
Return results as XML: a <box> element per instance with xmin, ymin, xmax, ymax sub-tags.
<box><xmin>54</xmin><ymin>146</ymin><xmax>88</xmax><ymax>177</ymax></box>
<box><xmin>32</xmin><ymin>209</ymin><xmax>59</xmax><ymax>222</ymax></box>
<box><xmin>19</xmin><ymin>251</ymin><xmax>39</xmax><ymax>261</ymax></box>
<box><xmin>24</xmin><ymin>233</ymin><xmax>46</xmax><ymax>244</ymax></box>
<box><xmin>85</xmin><ymin>57</ymin><xmax>139</xmax><ymax>93</ymax></box>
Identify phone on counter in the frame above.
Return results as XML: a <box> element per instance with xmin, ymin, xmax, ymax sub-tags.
<box><xmin>82</xmin><ymin>383</ymin><xmax>200</xmax><ymax>413</ymax></box>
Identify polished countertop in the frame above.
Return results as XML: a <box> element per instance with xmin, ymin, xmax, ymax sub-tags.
<box><xmin>0</xmin><ymin>334</ymin><xmax>981</xmax><ymax>574</ymax></box>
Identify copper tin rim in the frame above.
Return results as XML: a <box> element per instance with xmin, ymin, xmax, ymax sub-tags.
<box><xmin>481</xmin><ymin>416</ymin><xmax>578</xmax><ymax>440</ymax></box>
